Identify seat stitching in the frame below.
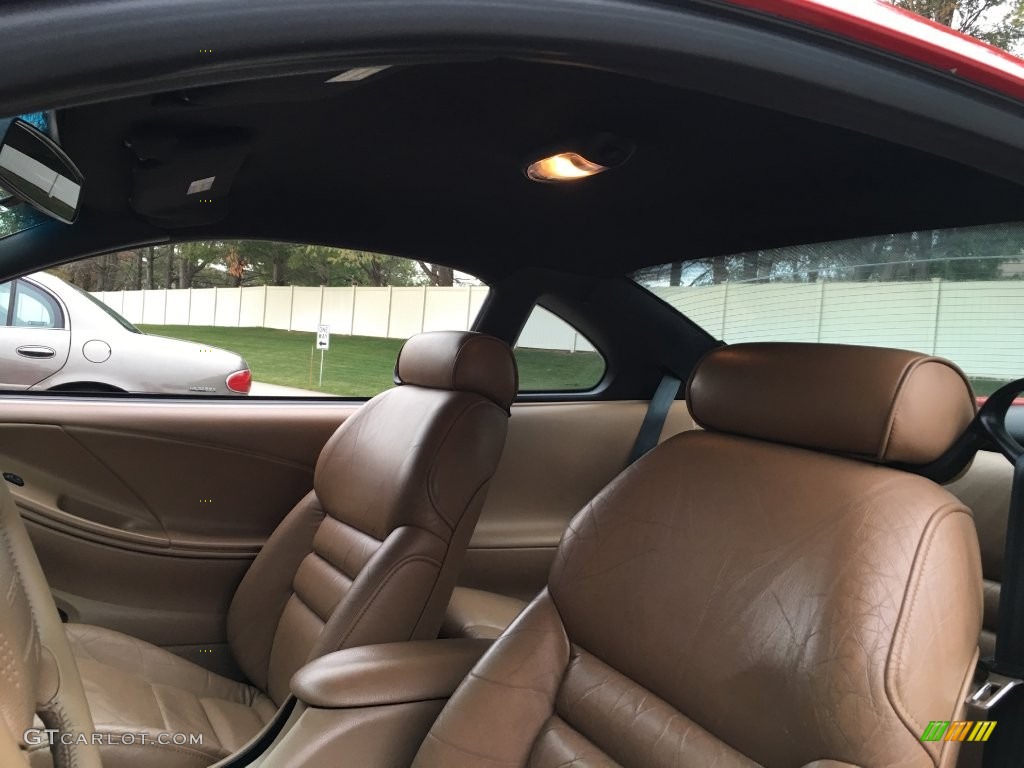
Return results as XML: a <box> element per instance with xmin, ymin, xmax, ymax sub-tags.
<box><xmin>149</xmin><ymin>684</ymin><xmax>177</xmax><ymax>742</ymax></box>
<box><xmin>313</xmin><ymin>520</ymin><xmax>373</xmax><ymax>580</ymax></box>
<box><xmin>294</xmin><ymin>553</ymin><xmax>350</xmax><ymax>622</ymax></box>
<box><xmin>195</xmin><ymin>696</ymin><xmax>229</xmax><ymax>754</ymax></box>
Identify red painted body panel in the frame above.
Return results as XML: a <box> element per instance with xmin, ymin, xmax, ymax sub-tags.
<box><xmin>720</xmin><ymin>0</ymin><xmax>1024</xmax><ymax>100</ymax></box>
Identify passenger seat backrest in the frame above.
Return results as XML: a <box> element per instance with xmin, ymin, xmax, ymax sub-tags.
<box><xmin>227</xmin><ymin>331</ymin><xmax>517</xmax><ymax>704</ymax></box>
<box><xmin>0</xmin><ymin>480</ymin><xmax>102</xmax><ymax>768</ymax></box>
<box><xmin>945</xmin><ymin>450</ymin><xmax>1012</xmax><ymax>657</ymax></box>
<box><xmin>415</xmin><ymin>343</ymin><xmax>983</xmax><ymax>768</ymax></box>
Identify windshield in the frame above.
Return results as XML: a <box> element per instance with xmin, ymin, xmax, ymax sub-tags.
<box><xmin>66</xmin><ymin>279</ymin><xmax>142</xmax><ymax>333</ymax></box>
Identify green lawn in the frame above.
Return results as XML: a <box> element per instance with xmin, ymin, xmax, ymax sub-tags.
<box><xmin>138</xmin><ymin>325</ymin><xmax>604</xmax><ymax>396</ymax></box>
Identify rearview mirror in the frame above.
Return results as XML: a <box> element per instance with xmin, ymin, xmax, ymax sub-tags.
<box><xmin>0</xmin><ymin>118</ymin><xmax>83</xmax><ymax>224</ymax></box>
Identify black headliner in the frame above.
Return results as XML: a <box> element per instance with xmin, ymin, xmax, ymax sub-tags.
<box><xmin>54</xmin><ymin>58</ymin><xmax>1024</xmax><ymax>282</ymax></box>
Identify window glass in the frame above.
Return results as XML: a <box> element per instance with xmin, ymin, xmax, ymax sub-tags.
<box><xmin>514</xmin><ymin>305</ymin><xmax>605</xmax><ymax>392</ymax></box>
<box><xmin>3</xmin><ymin>242</ymin><xmax>484</xmax><ymax>397</ymax></box>
<box><xmin>0</xmin><ymin>281</ymin><xmax>9</xmax><ymax>324</ymax></box>
<box><xmin>13</xmin><ymin>280</ymin><xmax>60</xmax><ymax>328</ymax></box>
<box><xmin>66</xmin><ymin>281</ymin><xmax>141</xmax><ymax>333</ymax></box>
<box><xmin>0</xmin><ymin>187</ymin><xmax>49</xmax><ymax>241</ymax></box>
<box><xmin>632</xmin><ymin>222</ymin><xmax>1024</xmax><ymax>396</ymax></box>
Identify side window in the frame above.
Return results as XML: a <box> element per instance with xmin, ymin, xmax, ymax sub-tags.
<box><xmin>12</xmin><ymin>280</ymin><xmax>61</xmax><ymax>328</ymax></box>
<box><xmin>17</xmin><ymin>243</ymin><xmax>485</xmax><ymax>397</ymax></box>
<box><xmin>514</xmin><ymin>305</ymin><xmax>605</xmax><ymax>392</ymax></box>
<box><xmin>0</xmin><ymin>281</ymin><xmax>9</xmax><ymax>325</ymax></box>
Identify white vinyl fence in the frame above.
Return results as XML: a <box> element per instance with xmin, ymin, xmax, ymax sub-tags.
<box><xmin>654</xmin><ymin>280</ymin><xmax>1024</xmax><ymax>380</ymax></box>
<box><xmin>93</xmin><ymin>285</ymin><xmax>596</xmax><ymax>353</ymax></box>
<box><xmin>94</xmin><ymin>280</ymin><xmax>1024</xmax><ymax>377</ymax></box>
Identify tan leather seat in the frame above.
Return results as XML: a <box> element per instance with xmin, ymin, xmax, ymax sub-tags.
<box><xmin>413</xmin><ymin>343</ymin><xmax>984</xmax><ymax>768</ymax></box>
<box><xmin>65</xmin><ymin>330</ymin><xmax>517</xmax><ymax>768</ymax></box>
<box><xmin>0</xmin><ymin>467</ymin><xmax>101</xmax><ymax>768</ymax></box>
<box><xmin>946</xmin><ymin>450</ymin><xmax>1012</xmax><ymax>658</ymax></box>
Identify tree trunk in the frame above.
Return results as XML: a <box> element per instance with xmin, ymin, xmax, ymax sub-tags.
<box><xmin>417</xmin><ymin>262</ymin><xmax>455</xmax><ymax>287</ymax></box>
<box><xmin>271</xmin><ymin>256</ymin><xmax>287</xmax><ymax>286</ymax></box>
<box><xmin>935</xmin><ymin>0</ymin><xmax>956</xmax><ymax>27</ymax></box>
<box><xmin>97</xmin><ymin>254</ymin><xmax>112</xmax><ymax>291</ymax></box>
<box><xmin>669</xmin><ymin>262</ymin><xmax>683</xmax><ymax>286</ymax></box>
<box><xmin>179</xmin><ymin>256</ymin><xmax>191</xmax><ymax>289</ymax></box>
<box><xmin>146</xmin><ymin>247</ymin><xmax>155</xmax><ymax>289</ymax></box>
<box><xmin>913</xmin><ymin>230</ymin><xmax>934</xmax><ymax>280</ymax></box>
<box><xmin>164</xmin><ymin>246</ymin><xmax>173</xmax><ymax>289</ymax></box>
<box><xmin>742</xmin><ymin>254</ymin><xmax>758</xmax><ymax>282</ymax></box>
<box><xmin>434</xmin><ymin>265</ymin><xmax>454</xmax><ymax>287</ymax></box>
<box><xmin>134</xmin><ymin>250</ymin><xmax>143</xmax><ymax>291</ymax></box>
<box><xmin>712</xmin><ymin>255</ymin><xmax>728</xmax><ymax>284</ymax></box>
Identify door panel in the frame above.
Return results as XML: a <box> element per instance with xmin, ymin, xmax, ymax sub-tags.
<box><xmin>0</xmin><ymin>397</ymin><xmax>357</xmax><ymax>645</ymax></box>
<box><xmin>0</xmin><ymin>395</ymin><xmax>691</xmax><ymax>650</ymax></box>
<box><xmin>460</xmin><ymin>400</ymin><xmax>693</xmax><ymax>599</ymax></box>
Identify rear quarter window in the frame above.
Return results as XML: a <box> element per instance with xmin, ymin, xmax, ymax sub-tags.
<box><xmin>632</xmin><ymin>222</ymin><xmax>1024</xmax><ymax>396</ymax></box>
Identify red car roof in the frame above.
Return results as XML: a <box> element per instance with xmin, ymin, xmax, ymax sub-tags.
<box><xmin>723</xmin><ymin>0</ymin><xmax>1024</xmax><ymax>100</ymax></box>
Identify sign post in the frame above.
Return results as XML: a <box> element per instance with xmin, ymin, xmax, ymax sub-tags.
<box><xmin>316</xmin><ymin>325</ymin><xmax>330</xmax><ymax>387</ymax></box>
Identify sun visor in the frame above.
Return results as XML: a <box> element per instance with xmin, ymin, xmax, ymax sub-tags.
<box><xmin>128</xmin><ymin>127</ymin><xmax>249</xmax><ymax>227</ymax></box>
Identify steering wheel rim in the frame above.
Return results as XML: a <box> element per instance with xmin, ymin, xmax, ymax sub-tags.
<box><xmin>977</xmin><ymin>378</ymin><xmax>1024</xmax><ymax>464</ymax></box>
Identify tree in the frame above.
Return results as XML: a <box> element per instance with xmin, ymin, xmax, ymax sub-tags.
<box><xmin>418</xmin><ymin>262</ymin><xmax>454</xmax><ymax>287</ymax></box>
<box><xmin>145</xmin><ymin>246</ymin><xmax>155</xmax><ymax>290</ymax></box>
<box><xmin>133</xmin><ymin>250</ymin><xmax>143</xmax><ymax>291</ymax></box>
<box><xmin>55</xmin><ymin>240</ymin><xmax>448</xmax><ymax>291</ymax></box>
<box><xmin>637</xmin><ymin>222</ymin><xmax>1024</xmax><ymax>287</ymax></box>
<box><xmin>176</xmin><ymin>242</ymin><xmax>225</xmax><ymax>288</ymax></box>
<box><xmin>225</xmin><ymin>245</ymin><xmax>246</xmax><ymax>287</ymax></box>
<box><xmin>890</xmin><ymin>0</ymin><xmax>1024</xmax><ymax>52</ymax></box>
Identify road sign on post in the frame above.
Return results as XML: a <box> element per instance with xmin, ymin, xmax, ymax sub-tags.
<box><xmin>316</xmin><ymin>325</ymin><xmax>329</xmax><ymax>386</ymax></box>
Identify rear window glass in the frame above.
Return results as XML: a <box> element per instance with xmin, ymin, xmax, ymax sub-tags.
<box><xmin>632</xmin><ymin>222</ymin><xmax>1024</xmax><ymax>396</ymax></box>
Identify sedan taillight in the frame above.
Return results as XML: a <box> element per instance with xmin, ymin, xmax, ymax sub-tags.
<box><xmin>226</xmin><ymin>369</ymin><xmax>252</xmax><ymax>394</ymax></box>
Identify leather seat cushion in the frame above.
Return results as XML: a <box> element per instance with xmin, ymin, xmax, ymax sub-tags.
<box><xmin>441</xmin><ymin>587</ymin><xmax>527</xmax><ymax>640</ymax></box>
<box><xmin>66</xmin><ymin>624</ymin><xmax>277</xmax><ymax>768</ymax></box>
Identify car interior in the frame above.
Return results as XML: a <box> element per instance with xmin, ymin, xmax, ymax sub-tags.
<box><xmin>4</xmin><ymin>0</ymin><xmax>1024</xmax><ymax>766</ymax></box>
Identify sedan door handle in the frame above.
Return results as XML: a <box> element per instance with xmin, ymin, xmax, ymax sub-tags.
<box><xmin>16</xmin><ymin>345</ymin><xmax>56</xmax><ymax>359</ymax></box>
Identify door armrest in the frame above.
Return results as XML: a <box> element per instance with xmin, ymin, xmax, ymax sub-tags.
<box><xmin>290</xmin><ymin>638</ymin><xmax>490</xmax><ymax>709</ymax></box>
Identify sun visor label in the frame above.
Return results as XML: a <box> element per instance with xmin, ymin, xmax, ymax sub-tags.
<box><xmin>186</xmin><ymin>176</ymin><xmax>215</xmax><ymax>195</ymax></box>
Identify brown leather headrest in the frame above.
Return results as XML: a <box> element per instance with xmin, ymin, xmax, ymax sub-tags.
<box><xmin>687</xmin><ymin>342</ymin><xmax>976</xmax><ymax>465</ymax></box>
<box><xmin>396</xmin><ymin>331</ymin><xmax>517</xmax><ymax>409</ymax></box>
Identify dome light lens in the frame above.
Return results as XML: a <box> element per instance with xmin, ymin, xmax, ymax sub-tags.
<box><xmin>525</xmin><ymin>152</ymin><xmax>608</xmax><ymax>182</ymax></box>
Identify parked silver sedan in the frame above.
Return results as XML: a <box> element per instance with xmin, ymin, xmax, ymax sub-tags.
<box><xmin>0</xmin><ymin>271</ymin><xmax>250</xmax><ymax>394</ymax></box>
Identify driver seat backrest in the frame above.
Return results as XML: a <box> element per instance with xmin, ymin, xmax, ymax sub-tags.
<box><xmin>414</xmin><ymin>343</ymin><xmax>984</xmax><ymax>768</ymax></box>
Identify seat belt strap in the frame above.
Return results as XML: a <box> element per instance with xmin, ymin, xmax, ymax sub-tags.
<box><xmin>627</xmin><ymin>373</ymin><xmax>681</xmax><ymax>465</ymax></box>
